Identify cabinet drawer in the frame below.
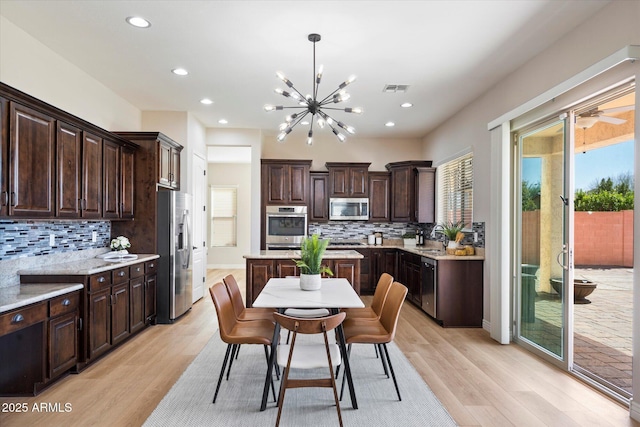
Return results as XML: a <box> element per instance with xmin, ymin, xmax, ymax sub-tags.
<box><xmin>112</xmin><ymin>267</ymin><xmax>129</xmax><ymax>284</ymax></box>
<box><xmin>145</xmin><ymin>260</ymin><xmax>158</xmax><ymax>275</ymax></box>
<box><xmin>49</xmin><ymin>292</ymin><xmax>79</xmax><ymax>318</ymax></box>
<box><xmin>0</xmin><ymin>302</ymin><xmax>47</xmax><ymax>335</ymax></box>
<box><xmin>130</xmin><ymin>262</ymin><xmax>145</xmax><ymax>279</ymax></box>
<box><xmin>89</xmin><ymin>273</ymin><xmax>112</xmax><ymax>291</ymax></box>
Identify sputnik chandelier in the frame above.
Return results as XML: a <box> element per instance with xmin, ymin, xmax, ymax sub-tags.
<box><xmin>264</xmin><ymin>33</ymin><xmax>362</xmax><ymax>145</ymax></box>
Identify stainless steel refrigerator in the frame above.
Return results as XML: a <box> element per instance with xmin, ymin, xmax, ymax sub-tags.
<box><xmin>156</xmin><ymin>191</ymin><xmax>193</xmax><ymax>323</ymax></box>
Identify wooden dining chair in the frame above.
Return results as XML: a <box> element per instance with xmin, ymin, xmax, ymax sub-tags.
<box><xmin>340</xmin><ymin>281</ymin><xmax>408</xmax><ymax>401</ymax></box>
<box><xmin>209</xmin><ymin>283</ymin><xmax>277</xmax><ymax>404</ymax></box>
<box><xmin>343</xmin><ymin>272</ymin><xmax>393</xmax><ymax>320</ymax></box>
<box><xmin>274</xmin><ymin>312</ymin><xmax>346</xmax><ymax>427</ymax></box>
<box><xmin>282</xmin><ymin>276</ymin><xmax>331</xmax><ymax>343</ymax></box>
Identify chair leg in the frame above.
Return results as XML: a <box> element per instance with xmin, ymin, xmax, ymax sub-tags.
<box><xmin>275</xmin><ymin>365</ymin><xmax>291</xmax><ymax>427</ymax></box>
<box><xmin>263</xmin><ymin>345</ymin><xmax>277</xmax><ymax>402</ymax></box>
<box><xmin>378</xmin><ymin>343</ymin><xmax>390</xmax><ymax>378</ymax></box>
<box><xmin>339</xmin><ymin>343</ymin><xmax>352</xmax><ymax>401</ymax></box>
<box><xmin>235</xmin><ymin>343</ymin><xmax>241</xmax><ymax>359</ymax></box>
<box><xmin>226</xmin><ymin>344</ymin><xmax>238</xmax><ymax>380</ymax></box>
<box><xmin>382</xmin><ymin>343</ymin><xmax>401</xmax><ymax>401</ymax></box>
<box><xmin>374</xmin><ymin>343</ymin><xmax>379</xmax><ymax>358</ymax></box>
<box><xmin>213</xmin><ymin>344</ymin><xmax>232</xmax><ymax>403</ymax></box>
<box><xmin>324</xmin><ymin>331</ymin><xmax>344</xmax><ymax>427</ymax></box>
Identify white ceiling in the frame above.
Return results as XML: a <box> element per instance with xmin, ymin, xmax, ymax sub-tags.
<box><xmin>0</xmin><ymin>1</ymin><xmax>609</xmax><ymax>140</ymax></box>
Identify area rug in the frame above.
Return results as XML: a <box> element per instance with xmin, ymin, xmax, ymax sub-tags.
<box><xmin>143</xmin><ymin>331</ymin><xmax>457</xmax><ymax>427</ymax></box>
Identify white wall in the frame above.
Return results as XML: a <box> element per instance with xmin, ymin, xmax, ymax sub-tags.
<box><xmin>207</xmin><ymin>163</ymin><xmax>252</xmax><ymax>268</ymax></box>
<box><xmin>0</xmin><ymin>16</ymin><xmax>140</xmax><ymax>131</ymax></box>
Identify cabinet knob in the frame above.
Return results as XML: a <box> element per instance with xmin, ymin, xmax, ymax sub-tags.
<box><xmin>98</xmin><ymin>277</ymin><xmax>106</xmax><ymax>283</ymax></box>
<box><xmin>136</xmin><ymin>267</ymin><xmax>141</xmax><ymax>272</ymax></box>
<box><xmin>62</xmin><ymin>298</ymin><xmax>71</xmax><ymax>306</ymax></box>
<box><xmin>11</xmin><ymin>314</ymin><xmax>24</xmax><ymax>323</ymax></box>
<box><xmin>149</xmin><ymin>263</ymin><xmax>154</xmax><ymax>268</ymax></box>
<box><xmin>119</xmin><ymin>271</ymin><xmax>125</xmax><ymax>277</ymax></box>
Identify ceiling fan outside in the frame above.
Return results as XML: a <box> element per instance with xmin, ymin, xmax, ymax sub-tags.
<box><xmin>576</xmin><ymin>104</ymin><xmax>635</xmax><ymax>128</ymax></box>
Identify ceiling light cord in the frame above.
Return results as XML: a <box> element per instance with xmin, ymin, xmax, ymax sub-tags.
<box><xmin>264</xmin><ymin>33</ymin><xmax>362</xmax><ymax>144</ymax></box>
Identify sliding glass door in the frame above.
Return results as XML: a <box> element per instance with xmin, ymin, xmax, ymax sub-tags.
<box><xmin>515</xmin><ymin>116</ymin><xmax>574</xmax><ymax>367</ymax></box>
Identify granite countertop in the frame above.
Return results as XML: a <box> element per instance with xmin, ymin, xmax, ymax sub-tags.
<box><xmin>18</xmin><ymin>253</ymin><xmax>160</xmax><ymax>276</ymax></box>
<box><xmin>244</xmin><ymin>249</ymin><xmax>364</xmax><ymax>260</ymax></box>
<box><xmin>0</xmin><ymin>283</ymin><xmax>84</xmax><ymax>314</ymax></box>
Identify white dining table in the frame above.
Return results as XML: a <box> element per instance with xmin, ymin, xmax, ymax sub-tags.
<box><xmin>253</xmin><ymin>277</ymin><xmax>364</xmax><ymax>411</ymax></box>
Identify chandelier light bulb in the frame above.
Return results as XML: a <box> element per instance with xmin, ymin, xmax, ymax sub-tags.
<box><xmin>316</xmin><ymin>64</ymin><xmax>324</xmax><ymax>84</ymax></box>
<box><xmin>264</xmin><ymin>104</ymin><xmax>275</xmax><ymax>112</ymax></box>
<box><xmin>277</xmin><ymin>132</ymin><xmax>287</xmax><ymax>142</ymax></box>
<box><xmin>345</xmin><ymin>107</ymin><xmax>362</xmax><ymax>114</ymax></box>
<box><xmin>317</xmin><ymin>118</ymin><xmax>325</xmax><ymax>128</ymax></box>
<box><xmin>278</xmin><ymin>122</ymin><xmax>288</xmax><ymax>131</ymax></box>
<box><xmin>346</xmin><ymin>126</ymin><xmax>356</xmax><ymax>134</ymax></box>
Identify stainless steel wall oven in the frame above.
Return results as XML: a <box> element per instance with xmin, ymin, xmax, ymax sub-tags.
<box><xmin>265</xmin><ymin>206</ymin><xmax>307</xmax><ymax>249</ymax></box>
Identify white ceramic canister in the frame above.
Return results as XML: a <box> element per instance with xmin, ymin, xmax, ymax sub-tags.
<box><xmin>368</xmin><ymin>234</ymin><xmax>376</xmax><ymax>245</ymax></box>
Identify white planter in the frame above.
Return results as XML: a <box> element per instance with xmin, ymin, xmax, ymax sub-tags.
<box><xmin>300</xmin><ymin>274</ymin><xmax>322</xmax><ymax>291</ymax></box>
<box><xmin>403</xmin><ymin>238</ymin><xmax>416</xmax><ymax>247</ymax></box>
<box><xmin>447</xmin><ymin>241</ymin><xmax>458</xmax><ymax>250</ymax></box>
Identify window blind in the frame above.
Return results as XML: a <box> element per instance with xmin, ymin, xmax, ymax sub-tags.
<box><xmin>436</xmin><ymin>152</ymin><xmax>473</xmax><ymax>229</ymax></box>
<box><xmin>211</xmin><ymin>186</ymin><xmax>237</xmax><ymax>247</ymax></box>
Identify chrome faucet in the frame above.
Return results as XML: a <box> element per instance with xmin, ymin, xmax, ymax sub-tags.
<box><xmin>430</xmin><ymin>224</ymin><xmax>444</xmax><ymax>238</ymax></box>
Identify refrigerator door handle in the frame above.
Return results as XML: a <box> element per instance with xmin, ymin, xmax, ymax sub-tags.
<box><xmin>181</xmin><ymin>209</ymin><xmax>191</xmax><ymax>269</ymax></box>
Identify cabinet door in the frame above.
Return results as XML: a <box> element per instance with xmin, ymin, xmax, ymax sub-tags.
<box><xmin>129</xmin><ymin>277</ymin><xmax>145</xmax><ymax>333</ymax></box>
<box><xmin>111</xmin><ymin>282</ymin><xmax>130</xmax><ymax>345</ymax></box>
<box><xmin>88</xmin><ymin>288</ymin><xmax>111</xmax><ymax>359</ymax></box>
<box><xmin>120</xmin><ymin>146</ymin><xmax>135</xmax><ymax>219</ymax></box>
<box><xmin>349</xmin><ymin>166</ymin><xmax>368</xmax><ymax>197</ymax></box>
<box><xmin>358</xmin><ymin>249</ymin><xmax>373</xmax><ymax>295</ymax></box>
<box><xmin>379</xmin><ymin>249</ymin><xmax>397</xmax><ymax>280</ymax></box>
<box><xmin>170</xmin><ymin>147</ymin><xmax>180</xmax><ymax>189</ymax></box>
<box><xmin>56</xmin><ymin>122</ymin><xmax>81</xmax><ymax>217</ymax></box>
<box><xmin>158</xmin><ymin>141</ymin><xmax>171</xmax><ymax>187</ymax></box>
<box><xmin>102</xmin><ymin>140</ymin><xmax>120</xmax><ymax>218</ymax></box>
<box><xmin>48</xmin><ymin>312</ymin><xmax>78</xmax><ymax>379</ymax></box>
<box><xmin>276</xmin><ymin>259</ymin><xmax>299</xmax><ymax>278</ymax></box>
<box><xmin>369</xmin><ymin>172</ymin><xmax>390</xmax><ymax>222</ymax></box>
<box><xmin>328</xmin><ymin>166</ymin><xmax>349</xmax><ymax>197</ymax></box>
<box><xmin>264</xmin><ymin>164</ymin><xmax>288</xmax><ymax>204</ymax></box>
<box><xmin>390</xmin><ymin>167</ymin><xmax>414</xmax><ymax>222</ymax></box>
<box><xmin>81</xmin><ymin>132</ymin><xmax>102</xmax><ymax>218</ymax></box>
<box><xmin>333</xmin><ymin>259</ymin><xmax>360</xmax><ymax>295</ymax></box>
<box><xmin>0</xmin><ymin>97</ymin><xmax>7</xmax><ymax>217</ymax></box>
<box><xmin>9</xmin><ymin>103</ymin><xmax>55</xmax><ymax>217</ymax></box>
<box><xmin>407</xmin><ymin>260</ymin><xmax>422</xmax><ymax>307</ymax></box>
<box><xmin>309</xmin><ymin>172</ymin><xmax>328</xmax><ymax>222</ymax></box>
<box><xmin>288</xmin><ymin>164</ymin><xmax>308</xmax><ymax>203</ymax></box>
<box><xmin>246</xmin><ymin>260</ymin><xmax>274</xmax><ymax>307</ymax></box>
<box><xmin>144</xmin><ymin>274</ymin><xmax>157</xmax><ymax>324</ymax></box>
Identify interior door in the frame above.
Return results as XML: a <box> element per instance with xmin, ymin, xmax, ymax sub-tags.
<box><xmin>515</xmin><ymin>115</ymin><xmax>574</xmax><ymax>368</ymax></box>
<box><xmin>192</xmin><ymin>154</ymin><xmax>207</xmax><ymax>303</ymax></box>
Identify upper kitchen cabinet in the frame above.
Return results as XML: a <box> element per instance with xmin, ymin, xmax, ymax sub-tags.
<box><xmin>261</xmin><ymin>159</ymin><xmax>311</xmax><ymax>205</ymax></box>
<box><xmin>102</xmin><ymin>139</ymin><xmax>121</xmax><ymax>219</ymax></box>
<box><xmin>368</xmin><ymin>171</ymin><xmax>390</xmax><ymax>222</ymax></box>
<box><xmin>386</xmin><ymin>161</ymin><xmax>432</xmax><ymax>222</ymax></box>
<box><xmin>0</xmin><ymin>97</ymin><xmax>8</xmax><ymax>217</ymax></box>
<box><xmin>80</xmin><ymin>132</ymin><xmax>103</xmax><ymax>219</ymax></box>
<box><xmin>115</xmin><ymin>132</ymin><xmax>182</xmax><ymax>191</ymax></box>
<box><xmin>56</xmin><ymin>121</ymin><xmax>82</xmax><ymax>217</ymax></box>
<box><xmin>325</xmin><ymin>162</ymin><xmax>370</xmax><ymax>198</ymax></box>
<box><xmin>120</xmin><ymin>146</ymin><xmax>135</xmax><ymax>219</ymax></box>
<box><xmin>309</xmin><ymin>171</ymin><xmax>329</xmax><ymax>222</ymax></box>
<box><xmin>9</xmin><ymin>102</ymin><xmax>56</xmax><ymax>217</ymax></box>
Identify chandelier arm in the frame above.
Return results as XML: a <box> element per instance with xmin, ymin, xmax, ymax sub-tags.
<box><xmin>287</xmin><ymin>85</ymin><xmax>309</xmax><ymax>103</ymax></box>
<box><xmin>287</xmin><ymin>110</ymin><xmax>310</xmax><ymax>130</ymax></box>
<box><xmin>320</xmin><ymin>106</ymin><xmax>352</xmax><ymax>111</ymax></box>
<box><xmin>317</xmin><ymin>86</ymin><xmax>344</xmax><ymax>105</ymax></box>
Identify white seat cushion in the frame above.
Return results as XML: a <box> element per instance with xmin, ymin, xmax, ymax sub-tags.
<box><xmin>277</xmin><ymin>343</ymin><xmax>341</xmax><ymax>369</ymax></box>
<box><xmin>284</xmin><ymin>308</ymin><xmax>330</xmax><ymax>318</ymax></box>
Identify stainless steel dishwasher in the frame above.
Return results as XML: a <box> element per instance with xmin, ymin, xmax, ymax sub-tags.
<box><xmin>421</xmin><ymin>257</ymin><xmax>437</xmax><ymax>318</ymax></box>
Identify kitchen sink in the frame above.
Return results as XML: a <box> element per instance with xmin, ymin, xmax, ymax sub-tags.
<box><xmin>415</xmin><ymin>248</ymin><xmax>444</xmax><ymax>255</ymax></box>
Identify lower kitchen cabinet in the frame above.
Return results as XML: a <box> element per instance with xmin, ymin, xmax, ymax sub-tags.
<box><xmin>434</xmin><ymin>259</ymin><xmax>483</xmax><ymax>327</ymax></box>
<box><xmin>360</xmin><ymin>248</ymin><xmax>397</xmax><ymax>295</ymax></box>
<box><xmin>48</xmin><ymin>292</ymin><xmax>79</xmax><ymax>381</ymax></box>
<box><xmin>88</xmin><ymin>286</ymin><xmax>111</xmax><ymax>359</ymax></box>
<box><xmin>399</xmin><ymin>251</ymin><xmax>422</xmax><ymax>307</ymax></box>
<box><xmin>245</xmin><ymin>257</ymin><xmax>361</xmax><ymax>306</ymax></box>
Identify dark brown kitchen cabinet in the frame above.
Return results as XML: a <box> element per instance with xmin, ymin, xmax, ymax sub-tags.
<box><xmin>80</xmin><ymin>132</ymin><xmax>103</xmax><ymax>218</ymax></box>
<box><xmin>88</xmin><ymin>287</ymin><xmax>111</xmax><ymax>359</ymax></box>
<box><xmin>326</xmin><ymin>162</ymin><xmax>370</xmax><ymax>197</ymax></box>
<box><xmin>9</xmin><ymin>102</ymin><xmax>55</xmax><ymax>217</ymax></box>
<box><xmin>171</xmin><ymin>145</ymin><xmax>181</xmax><ymax>189</ymax></box>
<box><xmin>111</xmin><ymin>282</ymin><xmax>130</xmax><ymax>345</ymax></box>
<box><xmin>55</xmin><ymin>121</ymin><xmax>81</xmax><ymax>217</ymax></box>
<box><xmin>48</xmin><ymin>292</ymin><xmax>79</xmax><ymax>380</ymax></box>
<box><xmin>246</xmin><ymin>259</ymin><xmax>275</xmax><ymax>307</ymax></box>
<box><xmin>360</xmin><ymin>248</ymin><xmax>397</xmax><ymax>295</ymax></box>
<box><xmin>0</xmin><ymin>97</ymin><xmax>8</xmax><ymax>217</ymax></box>
<box><xmin>276</xmin><ymin>259</ymin><xmax>300</xmax><ymax>278</ymax></box>
<box><xmin>309</xmin><ymin>171</ymin><xmax>329</xmax><ymax>222</ymax></box>
<box><xmin>129</xmin><ymin>276</ymin><xmax>145</xmax><ymax>334</ymax></box>
<box><xmin>144</xmin><ymin>259</ymin><xmax>158</xmax><ymax>324</ymax></box>
<box><xmin>398</xmin><ymin>251</ymin><xmax>422</xmax><ymax>306</ymax></box>
<box><xmin>158</xmin><ymin>138</ymin><xmax>181</xmax><ymax>189</ymax></box>
<box><xmin>102</xmin><ymin>139</ymin><xmax>120</xmax><ymax>219</ymax></box>
<box><xmin>368</xmin><ymin>172</ymin><xmax>390</xmax><ymax>222</ymax></box>
<box><xmin>433</xmin><ymin>259</ymin><xmax>483</xmax><ymax>327</ymax></box>
<box><xmin>386</xmin><ymin>161</ymin><xmax>432</xmax><ymax>222</ymax></box>
<box><xmin>261</xmin><ymin>159</ymin><xmax>311</xmax><ymax>205</ymax></box>
<box><xmin>357</xmin><ymin>248</ymin><xmax>372</xmax><ymax>294</ymax></box>
<box><xmin>120</xmin><ymin>146</ymin><xmax>135</xmax><ymax>219</ymax></box>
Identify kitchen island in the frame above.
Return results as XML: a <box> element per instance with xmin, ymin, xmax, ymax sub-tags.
<box><xmin>243</xmin><ymin>250</ymin><xmax>363</xmax><ymax>306</ymax></box>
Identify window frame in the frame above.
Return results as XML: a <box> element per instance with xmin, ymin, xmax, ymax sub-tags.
<box><xmin>435</xmin><ymin>149</ymin><xmax>474</xmax><ymax>230</ymax></box>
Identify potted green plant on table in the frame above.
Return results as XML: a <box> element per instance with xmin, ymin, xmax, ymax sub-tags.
<box><xmin>294</xmin><ymin>234</ymin><xmax>333</xmax><ymax>291</ymax></box>
<box><xmin>440</xmin><ymin>220</ymin><xmax>466</xmax><ymax>252</ymax></box>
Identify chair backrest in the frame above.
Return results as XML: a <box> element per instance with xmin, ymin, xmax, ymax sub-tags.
<box><xmin>274</xmin><ymin>312</ymin><xmax>346</xmax><ymax>335</ymax></box>
<box><xmin>209</xmin><ymin>282</ymin><xmax>238</xmax><ymax>343</ymax></box>
<box><xmin>370</xmin><ymin>273</ymin><xmax>394</xmax><ymax>316</ymax></box>
<box><xmin>379</xmin><ymin>282</ymin><xmax>408</xmax><ymax>341</ymax></box>
<box><xmin>222</xmin><ymin>274</ymin><xmax>245</xmax><ymax>318</ymax></box>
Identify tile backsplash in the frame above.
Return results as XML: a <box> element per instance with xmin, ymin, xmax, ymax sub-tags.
<box><xmin>0</xmin><ymin>220</ymin><xmax>110</xmax><ymax>261</ymax></box>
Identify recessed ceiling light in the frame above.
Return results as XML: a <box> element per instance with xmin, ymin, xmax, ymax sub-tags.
<box><xmin>200</xmin><ymin>98</ymin><xmax>213</xmax><ymax>105</ymax></box>
<box><xmin>385</xmin><ymin>121</ymin><xmax>395</xmax><ymax>127</ymax></box>
<box><xmin>126</xmin><ymin>16</ymin><xmax>151</xmax><ymax>28</ymax></box>
<box><xmin>172</xmin><ymin>68</ymin><xmax>189</xmax><ymax>76</ymax></box>
<box><xmin>401</xmin><ymin>102</ymin><xmax>413</xmax><ymax>108</ymax></box>
<box><xmin>218</xmin><ymin>119</ymin><xmax>228</xmax><ymax>125</ymax></box>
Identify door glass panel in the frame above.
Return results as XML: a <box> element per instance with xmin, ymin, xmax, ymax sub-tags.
<box><xmin>518</xmin><ymin>119</ymin><xmax>566</xmax><ymax>358</ymax></box>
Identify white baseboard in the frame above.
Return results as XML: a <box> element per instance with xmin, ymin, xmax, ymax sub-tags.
<box><xmin>630</xmin><ymin>399</ymin><xmax>640</xmax><ymax>421</ymax></box>
<box><xmin>482</xmin><ymin>318</ymin><xmax>491</xmax><ymax>333</ymax></box>
<box><xmin>207</xmin><ymin>264</ymin><xmax>245</xmax><ymax>269</ymax></box>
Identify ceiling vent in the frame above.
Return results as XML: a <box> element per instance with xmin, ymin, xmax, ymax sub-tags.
<box><xmin>382</xmin><ymin>84</ymin><xmax>409</xmax><ymax>93</ymax></box>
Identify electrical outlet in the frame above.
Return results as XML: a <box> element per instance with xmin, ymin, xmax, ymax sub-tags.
<box><xmin>49</xmin><ymin>234</ymin><xmax>56</xmax><ymax>246</ymax></box>
<box><xmin>92</xmin><ymin>231</ymin><xmax>97</xmax><ymax>242</ymax></box>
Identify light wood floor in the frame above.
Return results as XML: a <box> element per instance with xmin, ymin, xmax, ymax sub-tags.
<box><xmin>1</xmin><ymin>269</ymin><xmax>637</xmax><ymax>427</ymax></box>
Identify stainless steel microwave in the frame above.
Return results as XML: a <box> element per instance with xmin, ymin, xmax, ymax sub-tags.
<box><xmin>329</xmin><ymin>198</ymin><xmax>369</xmax><ymax>221</ymax></box>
